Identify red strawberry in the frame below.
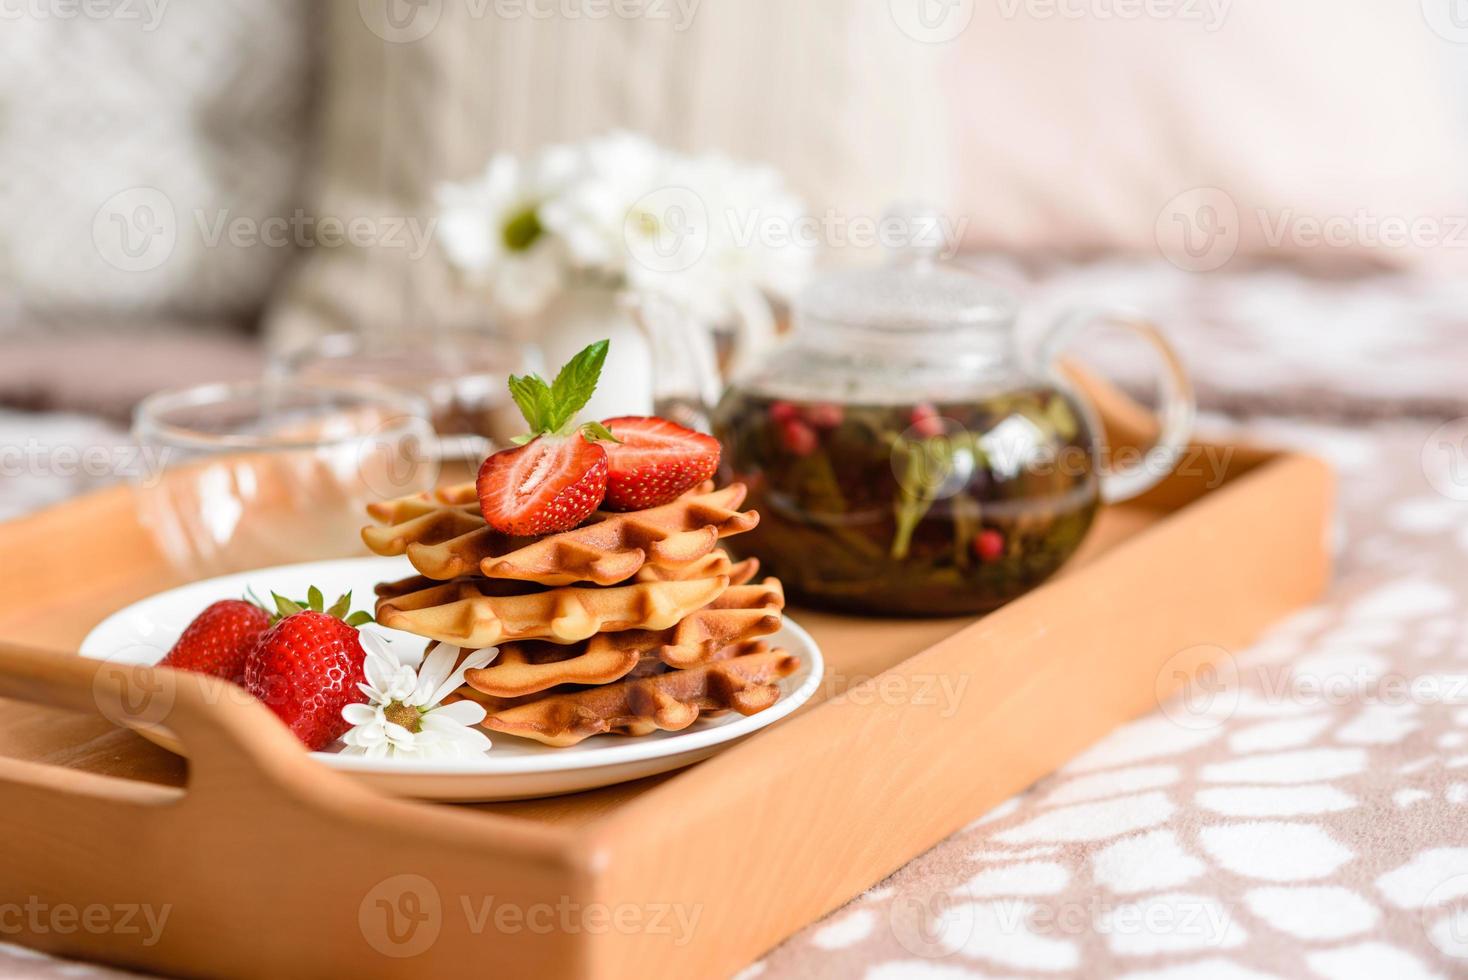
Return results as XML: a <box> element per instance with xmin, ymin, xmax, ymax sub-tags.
<box><xmin>477</xmin><ymin>435</ymin><xmax>609</xmax><ymax>535</ymax></box>
<box><xmin>479</xmin><ymin>339</ymin><xmax>620</xmax><ymax>533</ymax></box>
<box><xmin>243</xmin><ymin>590</ymin><xmax>373</xmax><ymax>750</ymax></box>
<box><xmin>599</xmin><ymin>416</ymin><xmax>721</xmax><ymax>511</ymax></box>
<box><xmin>160</xmin><ymin>599</ymin><xmax>271</xmax><ymax>682</ymax></box>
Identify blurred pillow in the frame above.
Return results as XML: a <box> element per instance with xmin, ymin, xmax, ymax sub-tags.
<box><xmin>0</xmin><ymin>3</ymin><xmax>313</xmax><ymax>326</ymax></box>
<box><xmin>943</xmin><ymin>2</ymin><xmax>1468</xmax><ymax>273</ymax></box>
<box><xmin>265</xmin><ymin>0</ymin><xmax>952</xmax><ymax>348</ymax></box>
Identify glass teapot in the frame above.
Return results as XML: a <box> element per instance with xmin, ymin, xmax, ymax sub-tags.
<box><xmin>709</xmin><ymin>255</ymin><xmax>1194</xmax><ymax>616</ymax></box>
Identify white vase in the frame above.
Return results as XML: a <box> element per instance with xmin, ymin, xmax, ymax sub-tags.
<box><xmin>531</xmin><ymin>284</ymin><xmax>656</xmax><ymax>419</ymax></box>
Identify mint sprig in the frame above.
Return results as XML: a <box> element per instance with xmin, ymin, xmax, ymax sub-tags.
<box><xmin>507</xmin><ymin>340</ymin><xmax>623</xmax><ymax>445</ymax></box>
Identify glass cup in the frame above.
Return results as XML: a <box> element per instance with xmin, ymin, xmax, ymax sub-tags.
<box><xmin>132</xmin><ymin>381</ymin><xmax>439</xmax><ymax>579</ymax></box>
<box><xmin>274</xmin><ymin>330</ymin><xmax>538</xmax><ymax>481</ymax></box>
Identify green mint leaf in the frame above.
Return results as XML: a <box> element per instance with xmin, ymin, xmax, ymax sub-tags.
<box><xmin>579</xmin><ymin>420</ymin><xmax>622</xmax><ymax>445</ymax></box>
<box><xmin>547</xmin><ymin>340</ymin><xmax>609</xmax><ymax>432</ymax></box>
<box><xmin>507</xmin><ymin>373</ymin><xmax>554</xmax><ymax>433</ymax></box>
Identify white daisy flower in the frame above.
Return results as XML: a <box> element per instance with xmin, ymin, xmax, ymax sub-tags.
<box><xmin>340</xmin><ymin>633</ymin><xmax>497</xmax><ymax>760</ymax></box>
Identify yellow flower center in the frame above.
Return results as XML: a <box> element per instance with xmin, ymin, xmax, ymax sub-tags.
<box><xmin>384</xmin><ymin>701</ymin><xmax>421</xmax><ymax>733</ymax></box>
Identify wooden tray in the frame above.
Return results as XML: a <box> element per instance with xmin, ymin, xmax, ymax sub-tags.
<box><xmin>0</xmin><ymin>397</ymin><xmax>1333</xmax><ymax>979</ymax></box>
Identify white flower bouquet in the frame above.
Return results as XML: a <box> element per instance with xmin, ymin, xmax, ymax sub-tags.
<box><xmin>435</xmin><ymin>132</ymin><xmax>814</xmax><ymax>329</ymax></box>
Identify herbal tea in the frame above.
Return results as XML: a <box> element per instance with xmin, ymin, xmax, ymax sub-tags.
<box><xmin>713</xmin><ymin>390</ymin><xmax>1101</xmax><ymax>615</ymax></box>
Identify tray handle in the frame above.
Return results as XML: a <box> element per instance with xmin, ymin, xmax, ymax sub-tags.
<box><xmin>0</xmin><ymin>642</ymin><xmax>333</xmax><ymax>802</ymax></box>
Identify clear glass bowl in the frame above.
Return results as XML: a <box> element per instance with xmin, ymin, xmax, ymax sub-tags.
<box><xmin>132</xmin><ymin>381</ymin><xmax>438</xmax><ymax>578</ymax></box>
<box><xmin>274</xmin><ymin>330</ymin><xmax>538</xmax><ymax>452</ymax></box>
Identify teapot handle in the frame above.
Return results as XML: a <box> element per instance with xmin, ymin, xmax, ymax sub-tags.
<box><xmin>1037</xmin><ymin>309</ymin><xmax>1195</xmax><ymax>504</ymax></box>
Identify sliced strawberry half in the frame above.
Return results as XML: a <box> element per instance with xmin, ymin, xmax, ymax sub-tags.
<box><xmin>477</xmin><ymin>434</ymin><xmax>609</xmax><ymax>535</ymax></box>
<box><xmin>599</xmin><ymin>416</ymin><xmax>721</xmax><ymax>511</ymax></box>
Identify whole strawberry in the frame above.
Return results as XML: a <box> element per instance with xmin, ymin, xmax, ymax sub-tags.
<box><xmin>243</xmin><ymin>588</ymin><xmax>373</xmax><ymax>751</ymax></box>
<box><xmin>599</xmin><ymin>416</ymin><xmax>721</xmax><ymax>510</ymax></box>
<box><xmin>160</xmin><ymin>598</ymin><xmax>271</xmax><ymax>683</ymax></box>
<box><xmin>477</xmin><ymin>340</ymin><xmax>622</xmax><ymax>535</ymax></box>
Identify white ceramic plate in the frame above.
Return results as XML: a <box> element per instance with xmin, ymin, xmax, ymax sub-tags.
<box><xmin>79</xmin><ymin>557</ymin><xmax>824</xmax><ymax>802</ymax></box>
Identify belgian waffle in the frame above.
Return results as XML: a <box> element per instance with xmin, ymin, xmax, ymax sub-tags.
<box><xmin>455</xmin><ymin>644</ymin><xmax>800</xmax><ymax>747</ymax></box>
<box><xmin>362</xmin><ymin>483</ymin><xmax>758</xmax><ymax>586</ymax></box>
<box><xmin>374</xmin><ymin>573</ymin><xmax>730</xmax><ymax>647</ymax></box>
<box><xmin>460</xmin><ymin>578</ymin><xmax>785</xmax><ymax>696</ymax></box>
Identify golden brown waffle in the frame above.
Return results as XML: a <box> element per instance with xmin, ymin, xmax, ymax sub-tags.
<box><xmin>459</xmin><ymin>578</ymin><xmax>785</xmax><ymax>696</ymax></box>
<box><xmin>362</xmin><ymin>483</ymin><xmax>758</xmax><ymax>586</ymax></box>
<box><xmin>461</xmin><ymin>645</ymin><xmax>800</xmax><ymax>747</ymax></box>
<box><xmin>633</xmin><ymin>553</ymin><xmax>759</xmax><ymax>585</ymax></box>
<box><xmin>374</xmin><ymin>573</ymin><xmax>730</xmax><ymax>647</ymax></box>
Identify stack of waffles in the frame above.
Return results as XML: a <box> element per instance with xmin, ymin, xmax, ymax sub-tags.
<box><xmin>361</xmin><ymin>482</ymin><xmax>800</xmax><ymax>746</ymax></box>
